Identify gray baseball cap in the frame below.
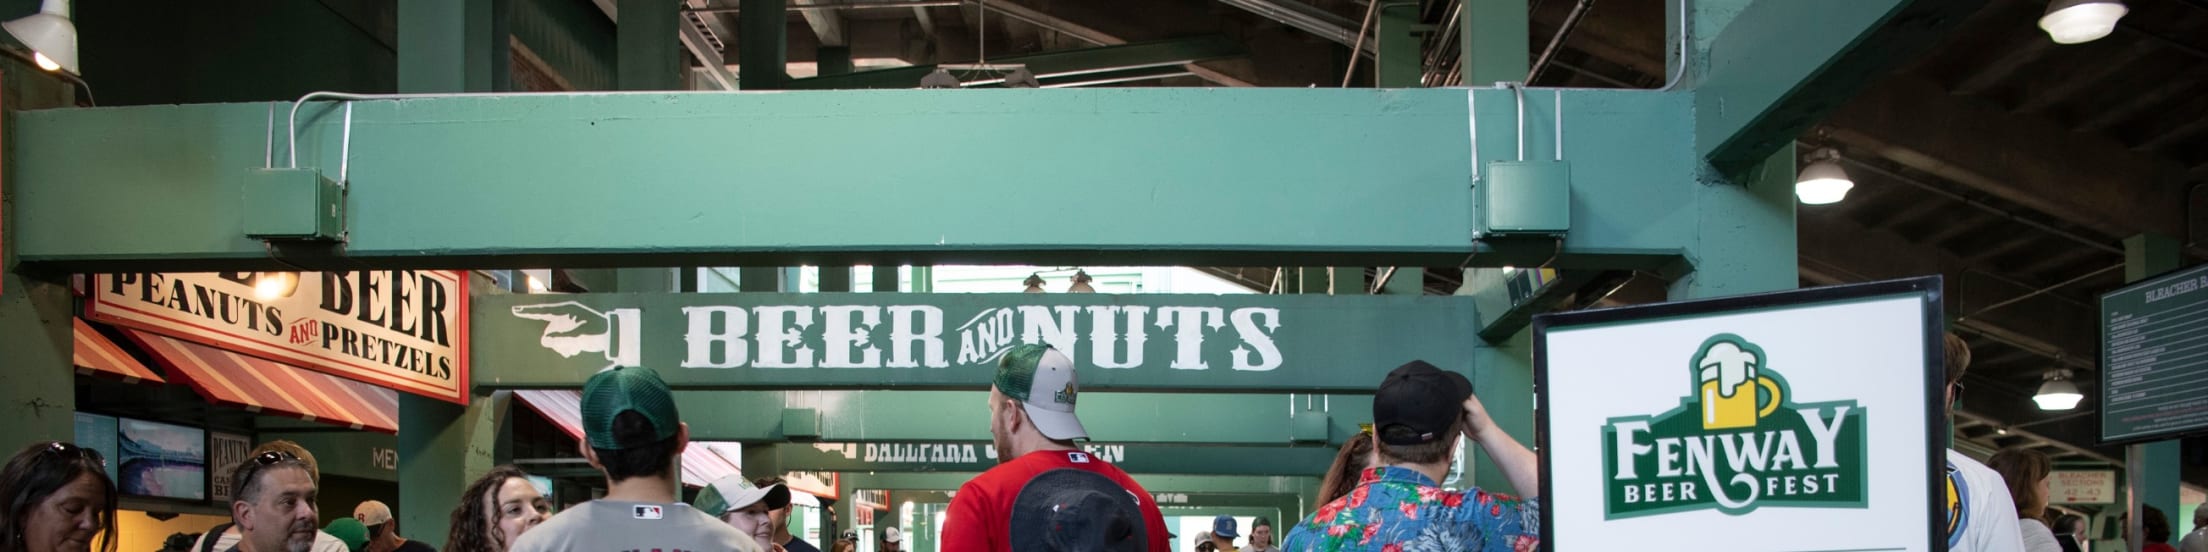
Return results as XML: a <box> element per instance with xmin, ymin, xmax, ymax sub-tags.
<box><xmin>993</xmin><ymin>344</ymin><xmax>1089</xmax><ymax>441</ymax></box>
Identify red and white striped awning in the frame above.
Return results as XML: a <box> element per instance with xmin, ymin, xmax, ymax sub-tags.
<box><xmin>73</xmin><ymin>319</ymin><xmax>164</xmax><ymax>384</ymax></box>
<box><xmin>125</xmin><ymin>329</ymin><xmax>400</xmax><ymax>434</ymax></box>
<box><xmin>513</xmin><ymin>390</ymin><xmax>744</xmax><ymax>488</ymax></box>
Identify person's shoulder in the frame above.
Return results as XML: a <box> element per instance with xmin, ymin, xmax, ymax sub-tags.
<box><xmin>396</xmin><ymin>540</ymin><xmax>438</xmax><ymax>552</ymax></box>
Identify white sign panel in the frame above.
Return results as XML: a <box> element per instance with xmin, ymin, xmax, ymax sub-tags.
<box><xmin>2049</xmin><ymin>470</ymin><xmax>2116</xmax><ymax>504</ymax></box>
<box><xmin>1535</xmin><ymin>278</ymin><xmax>1943</xmax><ymax>552</ymax></box>
<box><xmin>88</xmin><ymin>272</ymin><xmax>470</xmax><ymax>404</ymax></box>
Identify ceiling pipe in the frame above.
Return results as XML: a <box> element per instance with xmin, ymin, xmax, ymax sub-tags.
<box><xmin>1526</xmin><ymin>0</ymin><xmax>1595</xmax><ymax>85</ymax></box>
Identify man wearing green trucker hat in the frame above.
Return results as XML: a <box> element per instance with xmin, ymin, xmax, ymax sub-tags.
<box><xmin>508</xmin><ymin>367</ymin><xmax>760</xmax><ymax>552</ymax></box>
<box><xmin>940</xmin><ymin>343</ymin><xmax>1171</xmax><ymax>552</ymax></box>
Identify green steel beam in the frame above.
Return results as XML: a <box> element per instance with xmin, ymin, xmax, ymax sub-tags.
<box><xmin>1469</xmin><ymin>268</ymin><xmax>1600</xmax><ymax>343</ymax></box>
<box><xmin>2122</xmin><ymin>234</ymin><xmax>2184</xmax><ymax>527</ymax></box>
<box><xmin>667</xmin><ymin>391</ymin><xmax>1372</xmax><ymax>445</ymax></box>
<box><xmin>782</xmin><ymin>36</ymin><xmax>1245</xmax><ymax>89</ymax></box>
<box><xmin>1693</xmin><ymin>0</ymin><xmax>1988</xmax><ymax>175</ymax></box>
<box><xmin>1375</xmin><ymin>1</ymin><xmax>1421</xmax><ymax>87</ymax></box>
<box><xmin>617</xmin><ymin>0</ymin><xmax>682</xmax><ymax>90</ymax></box>
<box><xmin>963</xmin><ymin>66</ymin><xmax>1190</xmax><ymax>89</ymax></box>
<box><xmin>399</xmin><ymin>0</ymin><xmax>502</xmax><ymax>93</ymax></box>
<box><xmin>12</xmin><ymin>88</ymin><xmax>1695</xmax><ymax>272</ymax></box>
<box><xmin>1460</xmin><ymin>0</ymin><xmax>1527</xmax><ymax>87</ymax></box>
<box><xmin>739</xmin><ymin>0</ymin><xmax>788</xmax><ymax>89</ymax></box>
<box><xmin>751</xmin><ymin>442</ymin><xmax>1339</xmax><ymax>476</ymax></box>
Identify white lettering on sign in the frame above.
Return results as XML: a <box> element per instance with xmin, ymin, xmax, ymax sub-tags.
<box><xmin>2049</xmin><ymin>470</ymin><xmax>2115</xmax><ymax>504</ymax></box>
<box><xmin>90</xmin><ymin>272</ymin><xmax>470</xmax><ymax>404</ymax></box>
<box><xmin>1152</xmin><ymin>493</ymin><xmax>1190</xmax><ymax>504</ymax></box>
<box><xmin>520</xmin><ymin>302</ymin><xmax>1284</xmax><ymax>372</ymax></box>
<box><xmin>371</xmin><ymin>447</ymin><xmax>398</xmax><ymax>471</ymax></box>
<box><xmin>850</xmin><ymin>443</ymin><xmax>1126</xmax><ymax>465</ymax></box>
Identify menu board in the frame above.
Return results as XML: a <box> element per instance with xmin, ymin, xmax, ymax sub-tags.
<box><xmin>2100</xmin><ymin>263</ymin><xmax>2208</xmax><ymax>443</ymax></box>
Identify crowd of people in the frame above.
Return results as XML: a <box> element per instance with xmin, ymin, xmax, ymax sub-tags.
<box><xmin>0</xmin><ymin>338</ymin><xmax>2198</xmax><ymax>552</ymax></box>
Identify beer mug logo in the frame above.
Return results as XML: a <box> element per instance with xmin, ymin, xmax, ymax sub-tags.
<box><xmin>1600</xmin><ymin>333</ymin><xmax>1868</xmax><ymax>519</ymax></box>
<box><xmin>1693</xmin><ymin>338</ymin><xmax>1783</xmax><ymax>430</ymax></box>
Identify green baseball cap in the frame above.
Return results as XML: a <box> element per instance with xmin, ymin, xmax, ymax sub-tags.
<box><xmin>581</xmin><ymin>366</ymin><xmax>680</xmax><ymax>450</ymax></box>
<box><xmin>993</xmin><ymin>343</ymin><xmax>1088</xmax><ymax>441</ymax></box>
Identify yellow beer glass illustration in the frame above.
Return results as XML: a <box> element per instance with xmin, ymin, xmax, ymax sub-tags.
<box><xmin>1695</xmin><ymin>338</ymin><xmax>1783</xmax><ymax>430</ymax></box>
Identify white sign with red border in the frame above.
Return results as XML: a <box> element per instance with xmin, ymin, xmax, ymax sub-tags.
<box><xmin>2049</xmin><ymin>470</ymin><xmax>2116</xmax><ymax>504</ymax></box>
<box><xmin>89</xmin><ymin>272</ymin><xmax>470</xmax><ymax>404</ymax></box>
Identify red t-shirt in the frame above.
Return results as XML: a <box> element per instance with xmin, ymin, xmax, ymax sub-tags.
<box><xmin>941</xmin><ymin>449</ymin><xmax>1171</xmax><ymax>552</ymax></box>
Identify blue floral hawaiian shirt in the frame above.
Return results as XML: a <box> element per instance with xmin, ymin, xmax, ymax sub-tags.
<box><xmin>1279</xmin><ymin>466</ymin><xmax>1540</xmax><ymax>552</ymax></box>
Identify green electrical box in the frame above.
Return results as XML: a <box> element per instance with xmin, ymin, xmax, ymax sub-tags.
<box><xmin>242</xmin><ymin>168</ymin><xmax>345</xmax><ymax>241</ymax></box>
<box><xmin>1482</xmin><ymin>160</ymin><xmax>1571</xmax><ymax>236</ymax></box>
<box><xmin>1290</xmin><ymin>410</ymin><xmax>1331</xmax><ymax>443</ymax></box>
<box><xmin>781</xmin><ymin>408</ymin><xmax>821</xmax><ymax>440</ymax></box>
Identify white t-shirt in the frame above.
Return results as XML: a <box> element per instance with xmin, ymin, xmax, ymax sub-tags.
<box><xmin>507</xmin><ymin>500</ymin><xmax>761</xmax><ymax>552</ymax></box>
<box><xmin>2178</xmin><ymin>527</ymin><xmax>2208</xmax><ymax>552</ymax></box>
<box><xmin>2020</xmin><ymin>517</ymin><xmax>2063</xmax><ymax>552</ymax></box>
<box><xmin>1948</xmin><ymin>450</ymin><xmax>2026</xmax><ymax>552</ymax></box>
<box><xmin>190</xmin><ymin>528</ymin><xmax>348</xmax><ymax>552</ymax></box>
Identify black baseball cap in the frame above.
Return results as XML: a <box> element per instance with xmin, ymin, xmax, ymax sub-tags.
<box><xmin>1372</xmin><ymin>360</ymin><xmax>1473</xmax><ymax>446</ymax></box>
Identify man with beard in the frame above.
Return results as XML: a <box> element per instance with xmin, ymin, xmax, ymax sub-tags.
<box><xmin>226</xmin><ymin>451</ymin><xmax>321</xmax><ymax>552</ymax></box>
<box><xmin>939</xmin><ymin>344</ymin><xmax>1171</xmax><ymax>551</ymax></box>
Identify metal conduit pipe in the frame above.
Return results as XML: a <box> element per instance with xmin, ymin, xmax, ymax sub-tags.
<box><xmin>1526</xmin><ymin>0</ymin><xmax>1594</xmax><ymax>85</ymax></box>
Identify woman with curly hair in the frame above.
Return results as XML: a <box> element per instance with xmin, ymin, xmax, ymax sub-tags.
<box><xmin>0</xmin><ymin>442</ymin><xmax>116</xmax><ymax>552</ymax></box>
<box><xmin>444</xmin><ymin>466</ymin><xmax>549</xmax><ymax>552</ymax></box>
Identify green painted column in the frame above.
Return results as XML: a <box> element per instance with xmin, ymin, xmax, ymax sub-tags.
<box><xmin>818</xmin><ymin>46</ymin><xmax>854</xmax><ymax>76</ymax></box>
<box><xmin>1298</xmin><ymin>267</ymin><xmax>1327</xmax><ymax>295</ymax></box>
<box><xmin>819</xmin><ymin>266</ymin><xmax>853</xmax><ymax>292</ymax></box>
<box><xmin>397</xmin><ymin>2</ymin><xmax>503</xmax><ymax>546</ymax></box>
<box><xmin>1460</xmin><ymin>0</ymin><xmax>1528</xmax><ymax>87</ymax></box>
<box><xmin>0</xmin><ymin>55</ymin><xmax>80</xmax><ymax>451</ymax></box>
<box><xmin>1667</xmin><ymin>144</ymin><xmax>1798</xmax><ymax>299</ymax></box>
<box><xmin>739</xmin><ymin>0</ymin><xmax>788</xmax><ymax>90</ymax></box>
<box><xmin>740</xmin><ymin>267</ymin><xmax>782</xmax><ymax>292</ymax></box>
<box><xmin>873</xmin><ymin>266</ymin><xmax>899</xmax><ymax>292</ymax></box>
<box><xmin>1382</xmin><ymin>267</ymin><xmax>1425</xmax><ymax>295</ymax></box>
<box><xmin>1376</xmin><ymin>1</ymin><xmax>1421</xmax><ymax>87</ymax></box>
<box><xmin>617</xmin><ymin>0</ymin><xmax>681</xmax><ymax>90</ymax></box>
<box><xmin>1333</xmin><ymin>267</ymin><xmax>1368</xmax><ymax>295</ymax></box>
<box><xmin>2123</xmin><ymin>233</ymin><xmax>2183</xmax><ymax>552</ymax></box>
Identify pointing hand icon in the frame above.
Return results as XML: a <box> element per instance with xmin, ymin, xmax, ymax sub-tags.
<box><xmin>512</xmin><ymin>302</ymin><xmax>614</xmax><ymax>359</ymax></box>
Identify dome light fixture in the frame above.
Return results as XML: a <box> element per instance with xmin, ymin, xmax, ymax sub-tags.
<box><xmin>2039</xmin><ymin>0</ymin><xmax>2128</xmax><ymax>44</ymax></box>
<box><xmin>253</xmin><ymin>272</ymin><xmax>300</xmax><ymax>300</ymax></box>
<box><xmin>2033</xmin><ymin>368</ymin><xmax>2084</xmax><ymax>411</ymax></box>
<box><xmin>1795</xmin><ymin>148</ymin><xmax>1855</xmax><ymax>205</ymax></box>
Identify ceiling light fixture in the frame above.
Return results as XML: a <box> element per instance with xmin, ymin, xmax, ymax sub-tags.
<box><xmin>3</xmin><ymin>0</ymin><xmax>77</xmax><ymax>75</ymax></box>
<box><xmin>1795</xmin><ymin>148</ymin><xmax>1854</xmax><ymax>205</ymax></box>
<box><xmin>1022</xmin><ymin>273</ymin><xmax>1046</xmax><ymax>293</ymax></box>
<box><xmin>2033</xmin><ymin>368</ymin><xmax>2084</xmax><ymax>411</ymax></box>
<box><xmin>2039</xmin><ymin>0</ymin><xmax>2127</xmax><ymax>44</ymax></box>
<box><xmin>1067</xmin><ymin>270</ymin><xmax>1096</xmax><ymax>293</ymax></box>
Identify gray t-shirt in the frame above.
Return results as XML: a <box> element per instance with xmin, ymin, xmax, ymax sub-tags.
<box><xmin>507</xmin><ymin>500</ymin><xmax>762</xmax><ymax>552</ymax></box>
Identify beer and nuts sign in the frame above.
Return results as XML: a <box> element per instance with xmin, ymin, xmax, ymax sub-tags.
<box><xmin>1536</xmin><ymin>279</ymin><xmax>1945</xmax><ymax>552</ymax></box>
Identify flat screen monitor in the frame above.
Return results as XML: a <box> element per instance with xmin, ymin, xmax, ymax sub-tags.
<box><xmin>72</xmin><ymin>413</ymin><xmax>120</xmax><ymax>483</ymax></box>
<box><xmin>116</xmin><ymin>417</ymin><xmax>206</xmax><ymax>500</ymax></box>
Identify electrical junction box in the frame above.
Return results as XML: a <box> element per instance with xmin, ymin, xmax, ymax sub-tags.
<box><xmin>242</xmin><ymin>168</ymin><xmax>345</xmax><ymax>241</ymax></box>
<box><xmin>781</xmin><ymin>408</ymin><xmax>821</xmax><ymax>441</ymax></box>
<box><xmin>1482</xmin><ymin>160</ymin><xmax>1571</xmax><ymax>236</ymax></box>
<box><xmin>1291</xmin><ymin>410</ymin><xmax>1330</xmax><ymax>443</ymax></box>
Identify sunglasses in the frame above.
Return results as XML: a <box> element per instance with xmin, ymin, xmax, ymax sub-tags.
<box><xmin>43</xmin><ymin>442</ymin><xmax>106</xmax><ymax>468</ymax></box>
<box><xmin>235</xmin><ymin>451</ymin><xmax>303</xmax><ymax>487</ymax></box>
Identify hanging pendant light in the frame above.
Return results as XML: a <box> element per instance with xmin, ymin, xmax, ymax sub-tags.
<box><xmin>1022</xmin><ymin>273</ymin><xmax>1047</xmax><ymax>293</ymax></box>
<box><xmin>1795</xmin><ymin>148</ymin><xmax>1855</xmax><ymax>205</ymax></box>
<box><xmin>4</xmin><ymin>0</ymin><xmax>78</xmax><ymax>75</ymax></box>
<box><xmin>2032</xmin><ymin>368</ymin><xmax>2084</xmax><ymax>411</ymax></box>
<box><xmin>2039</xmin><ymin>0</ymin><xmax>2127</xmax><ymax>45</ymax></box>
<box><xmin>253</xmin><ymin>272</ymin><xmax>300</xmax><ymax>300</ymax></box>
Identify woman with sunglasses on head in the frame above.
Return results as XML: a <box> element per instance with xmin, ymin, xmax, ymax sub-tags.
<box><xmin>0</xmin><ymin>442</ymin><xmax>117</xmax><ymax>552</ymax></box>
<box><xmin>443</xmin><ymin>466</ymin><xmax>550</xmax><ymax>552</ymax></box>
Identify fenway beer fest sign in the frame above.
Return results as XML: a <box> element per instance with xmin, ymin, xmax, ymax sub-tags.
<box><xmin>473</xmin><ymin>293</ymin><xmax>1477</xmax><ymax>390</ymax></box>
<box><xmin>89</xmin><ymin>272</ymin><xmax>470</xmax><ymax>404</ymax></box>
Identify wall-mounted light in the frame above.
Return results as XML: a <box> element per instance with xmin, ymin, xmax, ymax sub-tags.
<box><xmin>2033</xmin><ymin>368</ymin><xmax>2084</xmax><ymax>411</ymax></box>
<box><xmin>253</xmin><ymin>272</ymin><xmax>300</xmax><ymax>300</ymax></box>
<box><xmin>1795</xmin><ymin>148</ymin><xmax>1854</xmax><ymax>205</ymax></box>
<box><xmin>3</xmin><ymin>0</ymin><xmax>77</xmax><ymax>75</ymax></box>
<box><xmin>1067</xmin><ymin>270</ymin><xmax>1096</xmax><ymax>293</ymax></box>
<box><xmin>2039</xmin><ymin>0</ymin><xmax>2127</xmax><ymax>44</ymax></box>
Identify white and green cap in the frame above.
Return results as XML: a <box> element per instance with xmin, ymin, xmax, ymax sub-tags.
<box><xmin>993</xmin><ymin>343</ymin><xmax>1088</xmax><ymax>441</ymax></box>
<box><xmin>693</xmin><ymin>475</ymin><xmax>789</xmax><ymax>515</ymax></box>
